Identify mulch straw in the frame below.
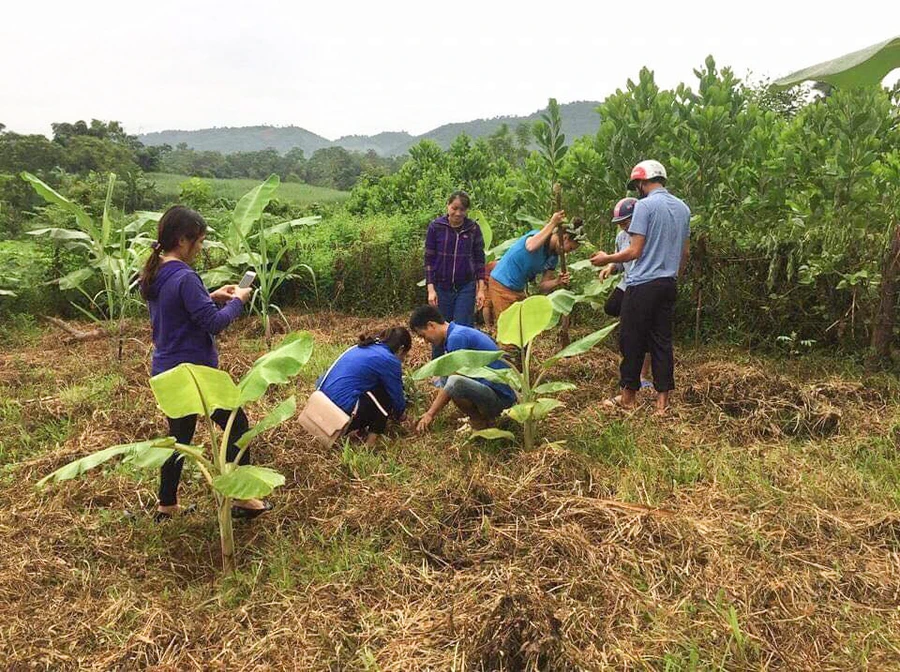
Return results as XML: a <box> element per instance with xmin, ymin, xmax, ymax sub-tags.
<box><xmin>1</xmin><ymin>313</ymin><xmax>899</xmax><ymax>669</ymax></box>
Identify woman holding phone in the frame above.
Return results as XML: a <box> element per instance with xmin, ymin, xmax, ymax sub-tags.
<box><xmin>139</xmin><ymin>205</ymin><xmax>270</xmax><ymax>522</ymax></box>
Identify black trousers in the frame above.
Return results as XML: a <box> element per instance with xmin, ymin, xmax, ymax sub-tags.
<box><xmin>159</xmin><ymin>408</ymin><xmax>250</xmax><ymax>506</ymax></box>
<box><xmin>619</xmin><ymin>279</ymin><xmax>677</xmax><ymax>392</ymax></box>
<box><xmin>347</xmin><ymin>386</ymin><xmax>394</xmax><ymax>435</ymax></box>
<box><xmin>604</xmin><ymin>287</ymin><xmax>625</xmax><ymax>317</ymax></box>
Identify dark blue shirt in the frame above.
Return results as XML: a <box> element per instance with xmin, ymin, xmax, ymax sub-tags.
<box><xmin>146</xmin><ymin>260</ymin><xmax>244</xmax><ymax>376</ymax></box>
<box><xmin>444</xmin><ymin>322</ymin><xmax>516</xmax><ymax>403</ymax></box>
<box><xmin>318</xmin><ymin>343</ymin><xmax>407</xmax><ymax>417</ymax></box>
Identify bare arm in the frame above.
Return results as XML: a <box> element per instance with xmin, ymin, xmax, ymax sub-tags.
<box><xmin>524</xmin><ymin>211</ymin><xmax>565</xmax><ymax>252</ymax></box>
<box><xmin>598</xmin><ymin>263</ymin><xmax>618</xmax><ymax>280</ymax></box>
<box><xmin>417</xmin><ymin>388</ymin><xmax>452</xmax><ymax>432</ymax></box>
<box><xmin>537</xmin><ymin>270</ymin><xmax>558</xmax><ymax>294</ymax></box>
<box><xmin>591</xmin><ymin>234</ymin><xmax>645</xmax><ymax>266</ymax></box>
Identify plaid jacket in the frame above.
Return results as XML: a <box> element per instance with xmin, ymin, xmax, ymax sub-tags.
<box><xmin>424</xmin><ymin>215</ymin><xmax>485</xmax><ymax>288</ymax></box>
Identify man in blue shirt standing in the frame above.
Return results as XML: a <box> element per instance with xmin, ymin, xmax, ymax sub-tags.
<box><xmin>409</xmin><ymin>305</ymin><xmax>516</xmax><ymax>432</ymax></box>
<box><xmin>590</xmin><ymin>160</ymin><xmax>690</xmax><ymax>415</ymax></box>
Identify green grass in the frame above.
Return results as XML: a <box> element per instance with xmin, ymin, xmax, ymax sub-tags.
<box><xmin>4</xmin><ymin>316</ymin><xmax>900</xmax><ymax>669</ymax></box>
<box><xmin>147</xmin><ymin>172</ymin><xmax>350</xmax><ymax>207</ymax></box>
<box><xmin>58</xmin><ymin>373</ymin><xmax>125</xmax><ymax>408</ymax></box>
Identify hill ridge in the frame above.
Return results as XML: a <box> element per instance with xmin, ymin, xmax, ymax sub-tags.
<box><xmin>137</xmin><ymin>100</ymin><xmax>601</xmax><ymax>157</ymax></box>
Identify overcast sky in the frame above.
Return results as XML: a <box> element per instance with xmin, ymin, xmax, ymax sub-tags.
<box><xmin>2</xmin><ymin>1</ymin><xmax>898</xmax><ymax>140</ymax></box>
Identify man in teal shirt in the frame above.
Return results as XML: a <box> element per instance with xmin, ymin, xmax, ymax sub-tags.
<box><xmin>487</xmin><ymin>211</ymin><xmax>583</xmax><ymax>322</ymax></box>
<box><xmin>590</xmin><ymin>160</ymin><xmax>690</xmax><ymax>415</ymax></box>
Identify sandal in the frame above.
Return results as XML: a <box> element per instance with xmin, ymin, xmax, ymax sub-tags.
<box><xmin>231</xmin><ymin>501</ymin><xmax>274</xmax><ymax>520</ymax></box>
<box><xmin>602</xmin><ymin>395</ymin><xmax>635</xmax><ymax>410</ymax></box>
<box><xmin>151</xmin><ymin>503</ymin><xmax>197</xmax><ymax>523</ymax></box>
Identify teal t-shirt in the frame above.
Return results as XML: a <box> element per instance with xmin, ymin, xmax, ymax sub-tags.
<box><xmin>490</xmin><ymin>231</ymin><xmax>558</xmax><ymax>291</ymax></box>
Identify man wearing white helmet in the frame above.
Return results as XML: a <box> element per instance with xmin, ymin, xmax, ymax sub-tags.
<box><xmin>590</xmin><ymin>160</ymin><xmax>690</xmax><ymax>415</ymax></box>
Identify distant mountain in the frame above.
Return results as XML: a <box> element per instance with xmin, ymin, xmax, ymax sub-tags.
<box><xmin>412</xmin><ymin>101</ymin><xmax>602</xmax><ymax>155</ymax></box>
<box><xmin>333</xmin><ymin>131</ymin><xmax>415</xmax><ymax>156</ymax></box>
<box><xmin>137</xmin><ymin>101</ymin><xmax>602</xmax><ymax>157</ymax></box>
<box><xmin>138</xmin><ymin>125</ymin><xmax>333</xmax><ymax>155</ymax></box>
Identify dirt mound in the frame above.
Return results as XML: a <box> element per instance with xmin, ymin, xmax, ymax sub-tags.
<box><xmin>471</xmin><ymin>582</ymin><xmax>564</xmax><ymax>671</ymax></box>
<box><xmin>681</xmin><ymin>361</ymin><xmax>884</xmax><ymax>438</ymax></box>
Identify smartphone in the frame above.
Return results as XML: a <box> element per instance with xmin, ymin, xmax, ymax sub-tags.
<box><xmin>238</xmin><ymin>271</ymin><xmax>257</xmax><ymax>289</ymax></box>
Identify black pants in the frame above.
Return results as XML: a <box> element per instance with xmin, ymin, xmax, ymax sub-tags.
<box><xmin>347</xmin><ymin>386</ymin><xmax>394</xmax><ymax>435</ymax></box>
<box><xmin>604</xmin><ymin>287</ymin><xmax>625</xmax><ymax>317</ymax></box>
<box><xmin>159</xmin><ymin>408</ymin><xmax>250</xmax><ymax>506</ymax></box>
<box><xmin>619</xmin><ymin>279</ymin><xmax>677</xmax><ymax>392</ymax></box>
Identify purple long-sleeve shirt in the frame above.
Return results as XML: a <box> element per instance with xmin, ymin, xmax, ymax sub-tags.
<box><xmin>424</xmin><ymin>215</ymin><xmax>485</xmax><ymax>289</ymax></box>
<box><xmin>146</xmin><ymin>260</ymin><xmax>244</xmax><ymax>375</ymax></box>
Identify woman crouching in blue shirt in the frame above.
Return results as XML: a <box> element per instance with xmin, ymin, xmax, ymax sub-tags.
<box><xmin>317</xmin><ymin>327</ymin><xmax>411</xmax><ymax>446</ymax></box>
<box><xmin>140</xmin><ymin>206</ymin><xmax>270</xmax><ymax>522</ymax></box>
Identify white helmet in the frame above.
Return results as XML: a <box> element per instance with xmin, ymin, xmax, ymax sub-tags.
<box><xmin>627</xmin><ymin>160</ymin><xmax>667</xmax><ymax>189</ymax></box>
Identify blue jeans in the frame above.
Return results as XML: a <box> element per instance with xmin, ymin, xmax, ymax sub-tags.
<box><xmin>433</xmin><ymin>281</ymin><xmax>476</xmax><ymax>359</ymax></box>
<box><xmin>444</xmin><ymin>374</ymin><xmax>512</xmax><ymax>420</ymax></box>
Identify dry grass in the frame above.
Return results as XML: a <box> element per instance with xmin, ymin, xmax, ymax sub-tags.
<box><xmin>1</xmin><ymin>312</ymin><xmax>899</xmax><ymax>670</ymax></box>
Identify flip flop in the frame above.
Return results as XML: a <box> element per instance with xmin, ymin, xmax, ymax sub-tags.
<box><xmin>640</xmin><ymin>379</ymin><xmax>655</xmax><ymax>391</ymax></box>
<box><xmin>150</xmin><ymin>503</ymin><xmax>197</xmax><ymax>523</ymax></box>
<box><xmin>602</xmin><ymin>395</ymin><xmax>635</xmax><ymax>410</ymax></box>
<box><xmin>231</xmin><ymin>501</ymin><xmax>274</xmax><ymax>520</ymax></box>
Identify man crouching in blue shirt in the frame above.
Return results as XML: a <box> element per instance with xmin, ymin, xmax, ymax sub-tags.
<box><xmin>409</xmin><ymin>305</ymin><xmax>516</xmax><ymax>432</ymax></box>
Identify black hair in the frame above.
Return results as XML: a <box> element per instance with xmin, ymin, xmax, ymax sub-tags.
<box><xmin>409</xmin><ymin>305</ymin><xmax>446</xmax><ymax>331</ymax></box>
<box><xmin>358</xmin><ymin>327</ymin><xmax>412</xmax><ymax>355</ymax></box>
<box><xmin>447</xmin><ymin>190</ymin><xmax>471</xmax><ymax>209</ymax></box>
<box><xmin>139</xmin><ymin>205</ymin><xmax>207</xmax><ymax>299</ymax></box>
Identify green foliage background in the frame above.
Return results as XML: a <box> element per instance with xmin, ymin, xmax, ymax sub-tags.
<box><xmin>3</xmin><ymin>58</ymin><xmax>900</xmax><ymax>358</ymax></box>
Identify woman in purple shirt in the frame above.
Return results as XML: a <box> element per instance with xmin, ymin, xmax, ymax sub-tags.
<box><xmin>139</xmin><ymin>206</ymin><xmax>269</xmax><ymax>522</ymax></box>
<box><xmin>423</xmin><ymin>191</ymin><xmax>485</xmax><ymax>357</ymax></box>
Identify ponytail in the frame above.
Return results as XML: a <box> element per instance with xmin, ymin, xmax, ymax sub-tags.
<box><xmin>358</xmin><ymin>327</ymin><xmax>412</xmax><ymax>355</ymax></box>
<box><xmin>139</xmin><ymin>206</ymin><xmax>207</xmax><ymax>300</ymax></box>
<box><xmin>139</xmin><ymin>243</ymin><xmax>164</xmax><ymax>299</ymax></box>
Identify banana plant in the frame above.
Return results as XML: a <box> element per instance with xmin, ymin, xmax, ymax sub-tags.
<box><xmin>21</xmin><ymin>171</ymin><xmax>159</xmax><ymax>359</ymax></box>
<box><xmin>413</xmin><ymin>296</ymin><xmax>617</xmax><ymax>450</ymax></box>
<box><xmin>545</xmin><ymin>273</ymin><xmax>620</xmax><ymax>327</ymax></box>
<box><xmin>202</xmin><ymin>174</ymin><xmax>320</xmax><ymax>345</ymax></box>
<box><xmin>37</xmin><ymin>331</ymin><xmax>314</xmax><ymax>574</ymax></box>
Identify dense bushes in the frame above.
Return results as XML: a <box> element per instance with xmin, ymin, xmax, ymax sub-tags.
<box><xmin>347</xmin><ymin>60</ymin><xmax>900</xmax><ymax>355</ymax></box>
<box><xmin>281</xmin><ymin>213</ymin><xmax>428</xmax><ymax>315</ymax></box>
<box><xmin>0</xmin><ymin>241</ymin><xmax>81</xmax><ymax>316</ymax></box>
<box><xmin>4</xmin><ymin>58</ymin><xmax>900</xmax><ymax>362</ymax></box>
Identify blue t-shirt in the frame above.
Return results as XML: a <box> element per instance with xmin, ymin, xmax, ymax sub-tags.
<box><xmin>626</xmin><ymin>188</ymin><xmax>691</xmax><ymax>287</ymax></box>
<box><xmin>318</xmin><ymin>343</ymin><xmax>407</xmax><ymax>417</ymax></box>
<box><xmin>490</xmin><ymin>230</ymin><xmax>558</xmax><ymax>292</ymax></box>
<box><xmin>444</xmin><ymin>322</ymin><xmax>516</xmax><ymax>404</ymax></box>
